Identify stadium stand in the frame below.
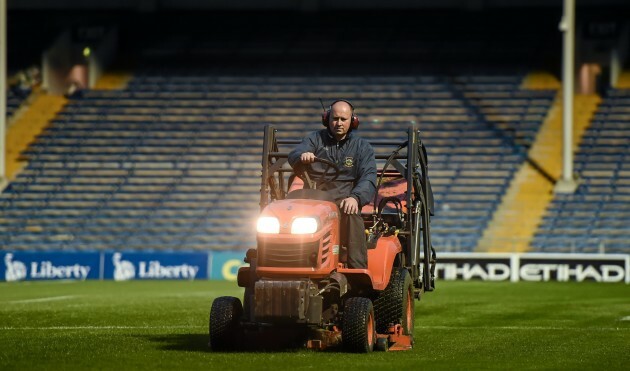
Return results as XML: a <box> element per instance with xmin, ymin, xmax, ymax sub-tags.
<box><xmin>454</xmin><ymin>75</ymin><xmax>555</xmax><ymax>147</ymax></box>
<box><xmin>11</xmin><ymin>10</ymin><xmax>621</xmax><ymax>253</ymax></box>
<box><xmin>435</xmin><ymin>75</ymin><xmax>556</xmax><ymax>251</ymax></box>
<box><xmin>532</xmin><ymin>88</ymin><xmax>630</xmax><ymax>254</ymax></box>
<box><xmin>477</xmin><ymin>88</ymin><xmax>602</xmax><ymax>252</ymax></box>
<box><xmin>0</xmin><ymin>70</ymin><xmax>556</xmax><ymax>251</ymax></box>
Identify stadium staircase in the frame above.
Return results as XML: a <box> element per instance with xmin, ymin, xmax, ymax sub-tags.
<box><xmin>93</xmin><ymin>72</ymin><xmax>134</xmax><ymax>90</ymax></box>
<box><xmin>531</xmin><ymin>87</ymin><xmax>628</xmax><ymax>254</ymax></box>
<box><xmin>5</xmin><ymin>91</ymin><xmax>67</xmax><ymax>181</ymax></box>
<box><xmin>520</xmin><ymin>71</ymin><xmax>561</xmax><ymax>91</ymax></box>
<box><xmin>615</xmin><ymin>70</ymin><xmax>630</xmax><ymax>88</ymax></box>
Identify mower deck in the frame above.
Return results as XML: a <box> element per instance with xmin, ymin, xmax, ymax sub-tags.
<box><xmin>306</xmin><ymin>324</ymin><xmax>413</xmax><ymax>352</ymax></box>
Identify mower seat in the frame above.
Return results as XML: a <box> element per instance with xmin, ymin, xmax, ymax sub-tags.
<box><xmin>361</xmin><ymin>177</ymin><xmax>407</xmax><ymax>228</ymax></box>
<box><xmin>361</xmin><ymin>177</ymin><xmax>408</xmax><ymax>213</ymax></box>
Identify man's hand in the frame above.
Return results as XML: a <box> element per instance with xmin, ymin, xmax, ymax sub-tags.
<box><xmin>300</xmin><ymin>152</ymin><xmax>316</xmax><ymax>164</ymax></box>
<box><xmin>340</xmin><ymin>197</ymin><xmax>359</xmax><ymax>214</ymax></box>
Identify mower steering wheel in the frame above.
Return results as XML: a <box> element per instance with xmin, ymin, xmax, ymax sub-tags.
<box><xmin>294</xmin><ymin>157</ymin><xmax>341</xmax><ymax>190</ymax></box>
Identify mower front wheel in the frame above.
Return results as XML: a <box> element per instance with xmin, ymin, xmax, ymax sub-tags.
<box><xmin>342</xmin><ymin>297</ymin><xmax>376</xmax><ymax>353</ymax></box>
<box><xmin>209</xmin><ymin>296</ymin><xmax>243</xmax><ymax>351</ymax></box>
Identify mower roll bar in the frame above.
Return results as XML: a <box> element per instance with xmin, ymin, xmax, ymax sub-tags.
<box><xmin>260</xmin><ymin>125</ymin><xmax>434</xmax><ymax>293</ymax></box>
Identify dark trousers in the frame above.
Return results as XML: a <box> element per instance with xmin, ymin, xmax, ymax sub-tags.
<box><xmin>340</xmin><ymin>212</ymin><xmax>368</xmax><ymax>269</ymax></box>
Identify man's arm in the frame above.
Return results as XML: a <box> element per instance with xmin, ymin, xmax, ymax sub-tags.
<box><xmin>288</xmin><ymin>132</ymin><xmax>318</xmax><ymax>167</ymax></box>
<box><xmin>350</xmin><ymin>142</ymin><xmax>377</xmax><ymax>208</ymax></box>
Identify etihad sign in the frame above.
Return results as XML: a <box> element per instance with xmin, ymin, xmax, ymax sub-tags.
<box><xmin>435</xmin><ymin>253</ymin><xmax>629</xmax><ymax>283</ymax></box>
<box><xmin>438</xmin><ymin>262</ymin><xmax>626</xmax><ymax>283</ymax></box>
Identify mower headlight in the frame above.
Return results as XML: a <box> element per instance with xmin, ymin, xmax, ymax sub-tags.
<box><xmin>291</xmin><ymin>217</ymin><xmax>319</xmax><ymax>234</ymax></box>
<box><xmin>257</xmin><ymin>217</ymin><xmax>280</xmax><ymax>234</ymax></box>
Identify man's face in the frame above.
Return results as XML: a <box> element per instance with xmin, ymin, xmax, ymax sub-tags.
<box><xmin>328</xmin><ymin>102</ymin><xmax>353</xmax><ymax>140</ymax></box>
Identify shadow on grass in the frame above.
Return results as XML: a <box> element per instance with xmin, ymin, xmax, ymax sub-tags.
<box><xmin>139</xmin><ymin>333</ymin><xmax>342</xmax><ymax>353</ymax></box>
<box><xmin>139</xmin><ymin>334</ymin><xmax>211</xmax><ymax>352</ymax></box>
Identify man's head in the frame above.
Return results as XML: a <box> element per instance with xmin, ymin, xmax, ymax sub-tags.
<box><xmin>324</xmin><ymin>100</ymin><xmax>359</xmax><ymax>141</ymax></box>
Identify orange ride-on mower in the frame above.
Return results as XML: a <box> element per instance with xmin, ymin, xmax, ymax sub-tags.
<box><xmin>209</xmin><ymin>125</ymin><xmax>436</xmax><ymax>352</ymax></box>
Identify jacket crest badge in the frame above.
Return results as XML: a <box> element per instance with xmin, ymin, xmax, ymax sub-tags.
<box><xmin>344</xmin><ymin>157</ymin><xmax>354</xmax><ymax>168</ymax></box>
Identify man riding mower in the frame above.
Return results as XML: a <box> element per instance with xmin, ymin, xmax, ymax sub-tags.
<box><xmin>209</xmin><ymin>122</ymin><xmax>436</xmax><ymax>352</ymax></box>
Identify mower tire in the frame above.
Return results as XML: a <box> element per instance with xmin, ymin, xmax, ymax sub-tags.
<box><xmin>373</xmin><ymin>267</ymin><xmax>414</xmax><ymax>337</ymax></box>
<box><xmin>209</xmin><ymin>296</ymin><xmax>243</xmax><ymax>351</ymax></box>
<box><xmin>342</xmin><ymin>297</ymin><xmax>376</xmax><ymax>353</ymax></box>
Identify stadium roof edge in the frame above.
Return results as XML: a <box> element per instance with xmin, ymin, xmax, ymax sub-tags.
<box><xmin>8</xmin><ymin>0</ymin><xmax>630</xmax><ymax>11</ymax></box>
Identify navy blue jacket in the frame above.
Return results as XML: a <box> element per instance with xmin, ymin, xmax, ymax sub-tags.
<box><xmin>288</xmin><ymin>129</ymin><xmax>377</xmax><ymax>207</ymax></box>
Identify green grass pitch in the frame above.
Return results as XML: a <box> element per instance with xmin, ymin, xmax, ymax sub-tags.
<box><xmin>0</xmin><ymin>280</ymin><xmax>628</xmax><ymax>370</ymax></box>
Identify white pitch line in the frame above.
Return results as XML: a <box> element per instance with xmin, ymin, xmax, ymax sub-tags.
<box><xmin>1</xmin><ymin>325</ymin><xmax>626</xmax><ymax>331</ymax></box>
<box><xmin>416</xmin><ymin>325</ymin><xmax>629</xmax><ymax>331</ymax></box>
<box><xmin>7</xmin><ymin>295</ymin><xmax>77</xmax><ymax>304</ymax></box>
<box><xmin>159</xmin><ymin>291</ymin><xmax>225</xmax><ymax>298</ymax></box>
<box><xmin>0</xmin><ymin>325</ymin><xmax>202</xmax><ymax>331</ymax></box>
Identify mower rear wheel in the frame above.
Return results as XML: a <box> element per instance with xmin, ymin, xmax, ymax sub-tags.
<box><xmin>373</xmin><ymin>267</ymin><xmax>414</xmax><ymax>337</ymax></box>
<box><xmin>209</xmin><ymin>296</ymin><xmax>243</xmax><ymax>351</ymax></box>
<box><xmin>342</xmin><ymin>297</ymin><xmax>376</xmax><ymax>353</ymax></box>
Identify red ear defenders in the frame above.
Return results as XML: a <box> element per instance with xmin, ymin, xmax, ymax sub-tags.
<box><xmin>321</xmin><ymin>99</ymin><xmax>360</xmax><ymax>130</ymax></box>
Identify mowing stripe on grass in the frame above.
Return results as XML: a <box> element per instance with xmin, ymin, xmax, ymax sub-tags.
<box><xmin>7</xmin><ymin>295</ymin><xmax>77</xmax><ymax>304</ymax></box>
<box><xmin>621</xmin><ymin>316</ymin><xmax>630</xmax><ymax>321</ymax></box>
<box><xmin>417</xmin><ymin>325</ymin><xmax>629</xmax><ymax>331</ymax></box>
<box><xmin>159</xmin><ymin>291</ymin><xmax>223</xmax><ymax>298</ymax></box>
<box><xmin>0</xmin><ymin>325</ymin><xmax>201</xmax><ymax>330</ymax></box>
<box><xmin>0</xmin><ymin>325</ymin><xmax>626</xmax><ymax>331</ymax></box>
